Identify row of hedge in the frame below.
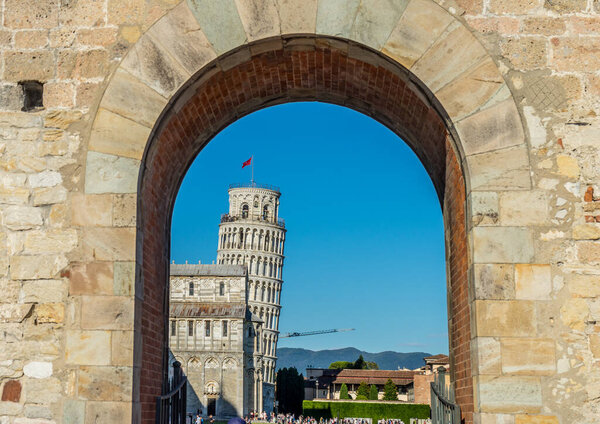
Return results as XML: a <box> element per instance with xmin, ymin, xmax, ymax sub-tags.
<box><xmin>302</xmin><ymin>401</ymin><xmax>430</xmax><ymax>422</ymax></box>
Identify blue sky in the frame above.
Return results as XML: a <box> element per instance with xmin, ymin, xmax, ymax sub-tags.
<box><xmin>171</xmin><ymin>102</ymin><xmax>448</xmax><ymax>355</ymax></box>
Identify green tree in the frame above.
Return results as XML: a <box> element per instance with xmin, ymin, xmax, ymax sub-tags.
<box><xmin>357</xmin><ymin>382</ymin><xmax>370</xmax><ymax>399</ymax></box>
<box><xmin>276</xmin><ymin>367</ymin><xmax>305</xmax><ymax>415</ymax></box>
<box><xmin>329</xmin><ymin>361</ymin><xmax>354</xmax><ymax>370</ymax></box>
<box><xmin>369</xmin><ymin>384</ymin><xmax>378</xmax><ymax>400</ymax></box>
<box><xmin>365</xmin><ymin>361</ymin><xmax>379</xmax><ymax>370</ymax></box>
<box><xmin>382</xmin><ymin>379</ymin><xmax>398</xmax><ymax>401</ymax></box>
<box><xmin>340</xmin><ymin>383</ymin><xmax>350</xmax><ymax>399</ymax></box>
<box><xmin>353</xmin><ymin>355</ymin><xmax>366</xmax><ymax>369</ymax></box>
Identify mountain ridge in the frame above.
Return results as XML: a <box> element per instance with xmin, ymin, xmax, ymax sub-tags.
<box><xmin>276</xmin><ymin>347</ymin><xmax>435</xmax><ymax>372</ymax></box>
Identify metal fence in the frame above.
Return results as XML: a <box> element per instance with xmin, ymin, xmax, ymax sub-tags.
<box><xmin>430</xmin><ymin>371</ymin><xmax>460</xmax><ymax>424</ymax></box>
<box><xmin>156</xmin><ymin>361</ymin><xmax>187</xmax><ymax>424</ymax></box>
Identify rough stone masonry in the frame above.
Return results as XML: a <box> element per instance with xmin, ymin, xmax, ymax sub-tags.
<box><xmin>0</xmin><ymin>1</ymin><xmax>599</xmax><ymax>424</ymax></box>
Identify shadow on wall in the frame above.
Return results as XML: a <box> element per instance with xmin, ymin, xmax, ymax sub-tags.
<box><xmin>168</xmin><ymin>350</ymin><xmax>240</xmax><ymax>419</ymax></box>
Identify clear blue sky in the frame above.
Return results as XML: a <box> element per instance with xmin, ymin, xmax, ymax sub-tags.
<box><xmin>171</xmin><ymin>102</ymin><xmax>448</xmax><ymax>355</ymax></box>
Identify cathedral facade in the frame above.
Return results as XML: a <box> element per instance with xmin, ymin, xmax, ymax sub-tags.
<box><xmin>169</xmin><ymin>183</ymin><xmax>286</xmax><ymax>418</ymax></box>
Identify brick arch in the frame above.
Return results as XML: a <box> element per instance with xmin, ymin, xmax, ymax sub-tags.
<box><xmin>136</xmin><ymin>37</ymin><xmax>472</xmax><ymax>424</ymax></box>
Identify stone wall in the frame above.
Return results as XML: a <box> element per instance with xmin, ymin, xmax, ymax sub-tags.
<box><xmin>0</xmin><ymin>1</ymin><xmax>598</xmax><ymax>424</ymax></box>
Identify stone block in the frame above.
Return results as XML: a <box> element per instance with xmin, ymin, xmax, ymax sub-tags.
<box><xmin>43</xmin><ymin>82</ymin><xmax>75</xmax><ymax>109</ymax></box>
<box><xmin>437</xmin><ymin>59</ymin><xmax>505</xmax><ymax>121</ymax></box>
<box><xmin>568</xmin><ymin>273</ymin><xmax>600</xmax><ymax>298</ymax></box>
<box><xmin>70</xmin><ymin>262</ymin><xmax>114</xmax><ymax>296</ymax></box>
<box><xmin>488</xmin><ymin>0</ymin><xmax>541</xmax><ymax>14</ymax></box>
<box><xmin>552</xmin><ymin>37</ymin><xmax>600</xmax><ymax>72</ymax></box>
<box><xmin>515</xmin><ymin>264</ymin><xmax>552</xmax><ymax>300</ymax></box>
<box><xmin>457</xmin><ymin>99</ymin><xmax>524</xmax><ymax>156</ymax></box>
<box><xmin>572</xmin><ymin>224</ymin><xmax>600</xmax><ymax>240</ymax></box>
<box><xmin>1</xmin><ymin>380</ymin><xmax>21</xmax><ymax>402</ymax></box>
<box><xmin>499</xmin><ymin>191</ymin><xmax>550</xmax><ymax>226</ymax></box>
<box><xmin>152</xmin><ymin>3</ymin><xmax>218</xmax><ymax>76</ymax></box>
<box><xmin>515</xmin><ymin>415</ymin><xmax>558</xmax><ymax>424</ymax></box>
<box><xmin>23</xmin><ymin>377</ymin><xmax>61</xmax><ymax>405</ymax></box>
<box><xmin>501</xmin><ymin>338</ymin><xmax>555</xmax><ymax>375</ymax></box>
<box><xmin>32</xmin><ymin>186</ymin><xmax>67</xmax><ymax>206</ymax></box>
<box><xmin>59</xmin><ymin>0</ymin><xmax>104</xmax><ymax>27</ymax></box>
<box><xmin>349</xmin><ymin>0</ymin><xmax>409</xmax><ymax>50</ymax></box>
<box><xmin>560</xmin><ymin>298</ymin><xmax>588</xmax><ymax>331</ymax></box>
<box><xmin>412</xmin><ymin>24</ymin><xmax>487</xmax><ymax>93</ymax></box>
<box><xmin>474</xmin><ymin>300</ymin><xmax>536</xmax><ymax>337</ymax></box>
<box><xmin>120</xmin><ymin>33</ymin><xmax>189</xmax><ymax>99</ymax></box>
<box><xmin>0</xmin><ymin>188</ymin><xmax>30</xmax><ymax>205</ymax></box>
<box><xmin>186</xmin><ymin>0</ymin><xmax>246</xmax><ymax>55</ymax></box>
<box><xmin>472</xmin><ymin>337</ymin><xmax>501</xmax><ymax>375</ymax></box>
<box><xmin>78</xmin><ymin>366</ymin><xmax>132</xmax><ymax>401</ymax></box>
<box><xmin>0</xmin><ymin>304</ymin><xmax>33</xmax><ymax>323</ymax></box>
<box><xmin>28</xmin><ymin>171</ymin><xmax>62</xmax><ymax>188</ymax></box>
<box><xmin>0</xmin><ymin>400</ymin><xmax>24</xmax><ymax>415</ymax></box>
<box><xmin>578</xmin><ymin>241</ymin><xmax>600</xmax><ymax>264</ymax></box>
<box><xmin>71</xmin><ymin>193</ymin><xmax>112</xmax><ymax>227</ymax></box>
<box><xmin>382</xmin><ymin>0</ymin><xmax>453</xmax><ymax>68</ymax></box>
<box><xmin>73</xmin><ymin>49</ymin><xmax>109</xmax><ymax>80</ymax></box>
<box><xmin>471</xmin><ymin>191</ymin><xmax>499</xmax><ymax>226</ymax></box>
<box><xmin>590</xmin><ymin>334</ymin><xmax>600</xmax><ymax>358</ymax></box>
<box><xmin>76</xmin><ymin>28</ymin><xmax>118</xmax><ymax>47</ymax></box>
<box><xmin>13</xmin><ymin>418</ymin><xmax>54</xmax><ymax>424</ymax></box>
<box><xmin>63</xmin><ymin>400</ymin><xmax>84</xmax><ymax>424</ymax></box>
<box><xmin>556</xmin><ymin>154</ymin><xmax>579</xmax><ymax>179</ymax></box>
<box><xmin>10</xmin><ymin>255</ymin><xmax>68</xmax><ymax>280</ymax></box>
<box><xmin>85</xmin><ymin>401</ymin><xmax>131</xmax><ymax>423</ymax></box>
<box><xmin>477</xmin><ymin>375</ymin><xmax>542</xmax><ymax>413</ymax></box>
<box><xmin>113</xmin><ymin>194</ymin><xmax>136</xmax><ymax>227</ymax></box>
<box><xmin>108</xmin><ymin>0</ymin><xmax>144</xmax><ymax>25</ymax></box>
<box><xmin>82</xmin><ymin>227</ymin><xmax>135</xmax><ymax>261</ymax></box>
<box><xmin>472</xmin><ymin>227</ymin><xmax>534</xmax><ymax>263</ymax></box>
<box><xmin>500</xmin><ymin>37</ymin><xmax>547</xmax><ymax>70</ymax></box>
<box><xmin>0</xmin><ymin>84</ymin><xmax>24</xmax><ymax>111</ymax></box>
<box><xmin>277</xmin><ymin>0</ymin><xmax>317</xmax><ymax>33</ymax></box>
<box><xmin>468</xmin><ymin>146</ymin><xmax>531</xmax><ymax>191</ymax></box>
<box><xmin>35</xmin><ymin>303</ymin><xmax>64</xmax><ymax>323</ymax></box>
<box><xmin>236</xmin><ymin>0</ymin><xmax>281</xmax><ymax>41</ymax></box>
<box><xmin>89</xmin><ymin>108</ymin><xmax>151</xmax><ymax>161</ymax></box>
<box><xmin>4</xmin><ymin>0</ymin><xmax>59</xmax><ymax>29</ymax></box>
<box><xmin>3</xmin><ymin>51</ymin><xmax>55</xmax><ymax>82</ymax></box>
<box><xmin>101</xmin><ymin>69</ymin><xmax>167</xmax><ymax>129</ymax></box>
<box><xmin>84</xmin><ymin>151</ymin><xmax>139</xmax><ymax>194</ymax></box>
<box><xmin>316</xmin><ymin>0</ymin><xmax>361</xmax><ymax>38</ymax></box>
<box><xmin>474</xmin><ymin>264</ymin><xmax>515</xmax><ymax>300</ymax></box>
<box><xmin>114</xmin><ymin>262</ymin><xmax>135</xmax><ymax>296</ymax></box>
<box><xmin>44</xmin><ymin>110</ymin><xmax>82</xmax><ymax>130</ymax></box>
<box><xmin>81</xmin><ymin>296</ymin><xmax>134</xmax><ymax>330</ymax></box>
<box><xmin>111</xmin><ymin>331</ymin><xmax>134</xmax><ymax>366</ymax></box>
<box><xmin>65</xmin><ymin>330</ymin><xmax>111</xmax><ymax>365</ymax></box>
<box><xmin>23</xmin><ymin>229</ymin><xmax>78</xmax><ymax>255</ymax></box>
<box><xmin>21</xmin><ymin>280</ymin><xmax>66</xmax><ymax>303</ymax></box>
<box><xmin>23</xmin><ymin>405</ymin><xmax>52</xmax><ymax>420</ymax></box>
<box><xmin>2</xmin><ymin>206</ymin><xmax>42</xmax><ymax>231</ymax></box>
<box><xmin>23</xmin><ymin>362</ymin><xmax>52</xmax><ymax>379</ymax></box>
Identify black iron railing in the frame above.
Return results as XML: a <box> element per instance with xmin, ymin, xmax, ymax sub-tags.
<box><xmin>430</xmin><ymin>371</ymin><xmax>461</xmax><ymax>424</ymax></box>
<box><xmin>156</xmin><ymin>361</ymin><xmax>187</xmax><ymax>424</ymax></box>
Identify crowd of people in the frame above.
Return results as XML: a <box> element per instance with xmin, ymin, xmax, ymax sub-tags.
<box><xmin>243</xmin><ymin>413</ymin><xmax>415</xmax><ymax>424</ymax></box>
<box><xmin>191</xmin><ymin>412</ymin><xmax>428</xmax><ymax>424</ymax></box>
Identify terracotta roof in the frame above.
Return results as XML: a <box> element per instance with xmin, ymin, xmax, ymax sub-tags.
<box><xmin>424</xmin><ymin>354</ymin><xmax>449</xmax><ymax>365</ymax></box>
<box><xmin>332</xmin><ymin>369</ymin><xmax>418</xmax><ymax>386</ymax></box>
<box><xmin>170</xmin><ymin>302</ymin><xmax>246</xmax><ymax>318</ymax></box>
<box><xmin>170</xmin><ymin>264</ymin><xmax>246</xmax><ymax>277</ymax></box>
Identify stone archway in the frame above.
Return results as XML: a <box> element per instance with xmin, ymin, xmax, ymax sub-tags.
<box><xmin>79</xmin><ymin>2</ymin><xmax>533</xmax><ymax>424</ymax></box>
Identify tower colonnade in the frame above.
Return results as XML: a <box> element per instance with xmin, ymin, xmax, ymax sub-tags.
<box><xmin>217</xmin><ymin>184</ymin><xmax>286</xmax><ymax>388</ymax></box>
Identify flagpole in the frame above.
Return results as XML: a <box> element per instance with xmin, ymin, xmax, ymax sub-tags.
<box><xmin>251</xmin><ymin>155</ymin><xmax>254</xmax><ymax>186</ymax></box>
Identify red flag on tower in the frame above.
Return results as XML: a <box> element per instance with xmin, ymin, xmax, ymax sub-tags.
<box><xmin>242</xmin><ymin>157</ymin><xmax>252</xmax><ymax>168</ymax></box>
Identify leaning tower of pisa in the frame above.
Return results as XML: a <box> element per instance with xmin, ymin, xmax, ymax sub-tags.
<box><xmin>216</xmin><ymin>182</ymin><xmax>286</xmax><ymax>405</ymax></box>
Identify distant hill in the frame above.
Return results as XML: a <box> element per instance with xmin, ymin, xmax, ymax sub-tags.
<box><xmin>276</xmin><ymin>347</ymin><xmax>434</xmax><ymax>372</ymax></box>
